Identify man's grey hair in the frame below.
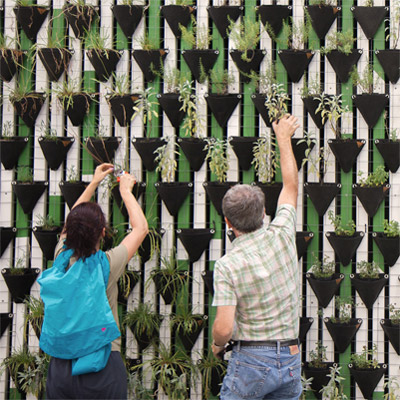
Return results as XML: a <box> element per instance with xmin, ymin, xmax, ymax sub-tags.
<box><xmin>222</xmin><ymin>184</ymin><xmax>265</xmax><ymax>233</ymax></box>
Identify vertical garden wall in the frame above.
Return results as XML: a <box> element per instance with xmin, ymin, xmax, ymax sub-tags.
<box><xmin>0</xmin><ymin>0</ymin><xmax>399</xmax><ymax>398</ymax></box>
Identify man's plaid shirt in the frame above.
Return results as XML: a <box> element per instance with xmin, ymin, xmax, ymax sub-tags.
<box><xmin>212</xmin><ymin>204</ymin><xmax>299</xmax><ymax>340</ymax></box>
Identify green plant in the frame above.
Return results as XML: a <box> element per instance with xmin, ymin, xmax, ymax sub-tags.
<box><xmin>357</xmin><ymin>260</ymin><xmax>381</xmax><ymax>279</ymax></box>
<box><xmin>309</xmin><ymin>0</ymin><xmax>336</xmax><ymax>5</ymax></box>
<box><xmin>107</xmin><ymin>73</ymin><xmax>131</xmax><ymax>96</ymax></box>
<box><xmin>170</xmin><ymin>307</ymin><xmax>204</xmax><ymax>335</ymax></box>
<box><xmin>228</xmin><ymin>16</ymin><xmax>261</xmax><ymax>60</ymax></box>
<box><xmin>209</xmin><ymin>68</ymin><xmax>235</xmax><ymax>95</ymax></box>
<box><xmin>350</xmin><ymin>344</ymin><xmax>379</xmax><ymax>369</ymax></box>
<box><xmin>300</xmin><ymin>373</ymin><xmax>314</xmax><ymax>400</ymax></box>
<box><xmin>180</xmin><ymin>15</ymin><xmax>212</xmax><ymax>50</ymax></box>
<box><xmin>308</xmin><ymin>341</ymin><xmax>328</xmax><ymax>369</ymax></box>
<box><xmin>328</xmin><ymin>210</ymin><xmax>356</xmax><ymax>237</ymax></box>
<box><xmin>138</xmin><ymin>228</ymin><xmax>162</xmax><ymax>262</ymax></box>
<box><xmin>34</xmin><ymin>214</ymin><xmax>58</xmax><ymax>230</ymax></box>
<box><xmin>53</xmin><ymin>78</ymin><xmax>90</xmax><ymax>111</ymax></box>
<box><xmin>8</xmin><ymin>79</ymin><xmax>39</xmax><ymax>103</ymax></box>
<box><xmin>66</xmin><ymin>165</ymin><xmax>80</xmax><ymax>182</ymax></box>
<box><xmin>1</xmin><ymin>121</ymin><xmax>15</xmax><ymax>138</ymax></box>
<box><xmin>301</xmin><ymin>75</ymin><xmax>321</xmax><ymax>98</ymax></box>
<box><xmin>265</xmin><ymin>83</ymin><xmax>290</xmax><ymax>122</ymax></box>
<box><xmin>350</xmin><ymin>64</ymin><xmax>378</xmax><ymax>94</ymax></box>
<box><xmin>320</xmin><ymin>365</ymin><xmax>348</xmax><ymax>400</ymax></box>
<box><xmin>385</xmin><ymin>1</ymin><xmax>400</xmax><ymax>49</ymax></box>
<box><xmin>118</xmin><ymin>269</ymin><xmax>140</xmax><ymax>301</ymax></box>
<box><xmin>154</xmin><ymin>137</ymin><xmax>179</xmax><ymax>183</ymax></box>
<box><xmin>172</xmin><ymin>0</ymin><xmax>193</xmax><ymax>5</ymax></box>
<box><xmin>383</xmin><ymin>219</ymin><xmax>400</xmax><ymax>237</ymax></box>
<box><xmin>84</xmin><ymin>28</ymin><xmax>109</xmax><ymax>50</ymax></box>
<box><xmin>197</xmin><ymin>352</ymin><xmax>227</xmax><ymax>400</ymax></box>
<box><xmin>322</xmin><ymin>29</ymin><xmax>356</xmax><ymax>55</ymax></box>
<box><xmin>204</xmin><ymin>138</ymin><xmax>229</xmax><ymax>183</ymax></box>
<box><xmin>331</xmin><ymin>296</ymin><xmax>354</xmax><ymax>324</ymax></box>
<box><xmin>309</xmin><ymin>254</ymin><xmax>335</xmax><ymax>279</ymax></box>
<box><xmin>38</xmin><ymin>120</ymin><xmax>58</xmax><ymax>140</ymax></box>
<box><xmin>389</xmin><ymin>304</ymin><xmax>400</xmax><ymax>325</ymax></box>
<box><xmin>23</xmin><ymin>296</ymin><xmax>44</xmax><ymax>338</ymax></box>
<box><xmin>178</xmin><ymin>79</ymin><xmax>203</xmax><ymax>137</ymax></box>
<box><xmin>135</xmin><ymin>31</ymin><xmax>159</xmax><ymax>51</ymax></box>
<box><xmin>162</xmin><ymin>67</ymin><xmax>190</xmax><ymax>94</ymax></box>
<box><xmin>249</xmin><ymin>60</ymin><xmax>277</xmax><ymax>92</ymax></box>
<box><xmin>16</xmin><ymin>165</ymin><xmax>33</xmax><ymax>183</ymax></box>
<box><xmin>303</xmin><ymin>142</ymin><xmax>331</xmax><ymax>183</ymax></box>
<box><xmin>357</xmin><ymin>165</ymin><xmax>389</xmax><ymax>187</ymax></box>
<box><xmin>127</xmin><ymin>368</ymin><xmax>154</xmax><ymax>400</ymax></box>
<box><xmin>383</xmin><ymin>376</ymin><xmax>400</xmax><ymax>400</ymax></box>
<box><xmin>132</xmin><ymin>86</ymin><xmax>159</xmax><ymax>136</ymax></box>
<box><xmin>252</xmin><ymin>134</ymin><xmax>279</xmax><ymax>183</ymax></box>
<box><xmin>278</xmin><ymin>15</ymin><xmax>312</xmax><ymax>50</ymax></box>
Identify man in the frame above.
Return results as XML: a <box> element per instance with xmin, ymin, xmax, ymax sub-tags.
<box><xmin>211</xmin><ymin>114</ymin><xmax>301</xmax><ymax>400</ymax></box>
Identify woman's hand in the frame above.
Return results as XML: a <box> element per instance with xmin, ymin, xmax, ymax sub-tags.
<box><xmin>92</xmin><ymin>163</ymin><xmax>114</xmax><ymax>185</ymax></box>
<box><xmin>119</xmin><ymin>172</ymin><xmax>137</xmax><ymax>194</ymax></box>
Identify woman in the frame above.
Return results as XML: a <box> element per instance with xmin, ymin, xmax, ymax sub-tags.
<box><xmin>38</xmin><ymin>163</ymin><xmax>148</xmax><ymax>399</ymax></box>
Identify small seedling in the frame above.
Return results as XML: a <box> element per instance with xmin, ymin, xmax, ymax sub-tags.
<box><xmin>309</xmin><ymin>253</ymin><xmax>335</xmax><ymax>279</ymax></box>
<box><xmin>357</xmin><ymin>165</ymin><xmax>389</xmax><ymax>187</ymax></box>
<box><xmin>308</xmin><ymin>341</ymin><xmax>328</xmax><ymax>368</ymax></box>
<box><xmin>389</xmin><ymin>304</ymin><xmax>400</xmax><ymax>325</ymax></box>
<box><xmin>383</xmin><ymin>219</ymin><xmax>400</xmax><ymax>237</ymax></box>
<box><xmin>322</xmin><ymin>29</ymin><xmax>356</xmax><ymax>55</ymax></box>
<box><xmin>350</xmin><ymin>344</ymin><xmax>379</xmax><ymax>369</ymax></box>
<box><xmin>209</xmin><ymin>68</ymin><xmax>235</xmax><ymax>95</ymax></box>
<box><xmin>180</xmin><ymin>15</ymin><xmax>212</xmax><ymax>50</ymax></box>
<box><xmin>328</xmin><ymin>210</ymin><xmax>356</xmax><ymax>236</ymax></box>
<box><xmin>357</xmin><ymin>260</ymin><xmax>381</xmax><ymax>279</ymax></box>
<box><xmin>350</xmin><ymin>64</ymin><xmax>378</xmax><ymax>94</ymax></box>
<box><xmin>331</xmin><ymin>296</ymin><xmax>354</xmax><ymax>324</ymax></box>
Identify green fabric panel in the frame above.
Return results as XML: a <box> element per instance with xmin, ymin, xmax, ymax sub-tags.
<box><xmin>82</xmin><ymin>71</ymin><xmax>96</xmax><ymax>174</ymax></box>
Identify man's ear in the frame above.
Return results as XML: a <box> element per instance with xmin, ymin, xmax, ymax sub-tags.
<box><xmin>224</xmin><ymin>217</ymin><xmax>233</xmax><ymax>229</ymax></box>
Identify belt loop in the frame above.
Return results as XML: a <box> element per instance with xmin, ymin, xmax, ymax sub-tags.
<box><xmin>237</xmin><ymin>340</ymin><xmax>241</xmax><ymax>351</ymax></box>
<box><xmin>277</xmin><ymin>340</ymin><xmax>281</xmax><ymax>355</ymax></box>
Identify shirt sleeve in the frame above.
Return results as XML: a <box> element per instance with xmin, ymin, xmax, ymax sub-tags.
<box><xmin>268</xmin><ymin>204</ymin><xmax>297</xmax><ymax>239</ymax></box>
<box><xmin>54</xmin><ymin>238</ymin><xmax>65</xmax><ymax>259</ymax></box>
<box><xmin>212</xmin><ymin>260</ymin><xmax>237</xmax><ymax>307</ymax></box>
<box><xmin>106</xmin><ymin>244</ymin><xmax>129</xmax><ymax>287</ymax></box>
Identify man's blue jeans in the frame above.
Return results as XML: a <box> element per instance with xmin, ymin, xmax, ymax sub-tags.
<box><xmin>220</xmin><ymin>342</ymin><xmax>302</xmax><ymax>400</ymax></box>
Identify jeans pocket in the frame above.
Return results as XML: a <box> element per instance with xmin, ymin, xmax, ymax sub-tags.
<box><xmin>288</xmin><ymin>363</ymin><xmax>302</xmax><ymax>397</ymax></box>
<box><xmin>230</xmin><ymin>360</ymin><xmax>270</xmax><ymax>399</ymax></box>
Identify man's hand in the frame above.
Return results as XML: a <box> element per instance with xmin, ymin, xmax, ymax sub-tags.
<box><xmin>272</xmin><ymin>114</ymin><xmax>300</xmax><ymax>141</ymax></box>
<box><xmin>92</xmin><ymin>163</ymin><xmax>114</xmax><ymax>185</ymax></box>
<box><xmin>212</xmin><ymin>342</ymin><xmax>226</xmax><ymax>359</ymax></box>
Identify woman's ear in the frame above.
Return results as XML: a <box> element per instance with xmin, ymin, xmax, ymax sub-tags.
<box><xmin>102</xmin><ymin>227</ymin><xmax>106</xmax><ymax>238</ymax></box>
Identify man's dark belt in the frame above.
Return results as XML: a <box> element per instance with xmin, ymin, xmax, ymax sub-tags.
<box><xmin>234</xmin><ymin>338</ymin><xmax>299</xmax><ymax>347</ymax></box>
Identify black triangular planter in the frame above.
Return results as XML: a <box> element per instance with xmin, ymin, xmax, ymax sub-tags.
<box><xmin>303</xmin><ymin>362</ymin><xmax>335</xmax><ymax>399</ymax></box>
<box><xmin>352</xmin><ymin>6</ymin><xmax>388</xmax><ymax>40</ymax></box>
<box><xmin>350</xmin><ymin>273</ymin><xmax>388</xmax><ymax>309</ymax></box>
<box><xmin>161</xmin><ymin>5</ymin><xmax>195</xmax><ymax>38</ymax></box>
<box><xmin>33</xmin><ymin>226</ymin><xmax>62</xmax><ymax>260</ymax></box>
<box><xmin>230</xmin><ymin>137</ymin><xmax>257</xmax><ymax>171</ymax></box>
<box><xmin>129</xmin><ymin>323</ymin><xmax>160</xmax><ymax>351</ymax></box>
<box><xmin>0</xmin><ymin>313</ymin><xmax>13</xmax><ymax>338</ymax></box>
<box><xmin>324</xmin><ymin>318</ymin><xmax>362</xmax><ymax>353</ymax></box>
<box><xmin>374</xmin><ymin>139</ymin><xmax>399</xmax><ymax>173</ymax></box>
<box><xmin>108</xmin><ymin>94</ymin><xmax>140</xmax><ymax>127</ymax></box>
<box><xmin>158</xmin><ymin>93</ymin><xmax>185</xmax><ymax>129</ymax></box>
<box><xmin>177</xmin><ymin>228</ymin><xmax>214</xmax><ymax>263</ymax></box>
<box><xmin>152</xmin><ymin>271</ymin><xmax>186</xmax><ymax>305</ymax></box>
<box><xmin>352</xmin><ymin>93</ymin><xmax>389</xmax><ymax>129</ymax></box>
<box><xmin>353</xmin><ymin>184</ymin><xmax>390</xmax><ymax>218</ymax></box>
<box><xmin>177</xmin><ymin>137</ymin><xmax>207</xmax><ymax>172</ymax></box>
<box><xmin>278</xmin><ymin>50</ymin><xmax>314</xmax><ymax>83</ymax></box>
<box><xmin>201</xmin><ymin>270</ymin><xmax>214</xmax><ymax>295</ymax></box>
<box><xmin>117</xmin><ymin>270</ymin><xmax>140</xmax><ymax>303</ymax></box>
<box><xmin>296</xmin><ymin>231</ymin><xmax>314</xmax><ymax>260</ymax></box>
<box><xmin>0</xmin><ymin>137</ymin><xmax>29</xmax><ymax>170</ymax></box>
<box><xmin>305</xmin><ymin>5</ymin><xmax>340</xmax><ymax>40</ymax></box>
<box><xmin>13</xmin><ymin>6</ymin><xmax>49</xmax><ymax>41</ymax></box>
<box><xmin>375</xmin><ymin>49</ymin><xmax>400</xmax><ymax>84</ymax></box>
<box><xmin>230</xmin><ymin>50</ymin><xmax>266</xmax><ymax>83</ymax></box>
<box><xmin>0</xmin><ymin>49</ymin><xmax>23</xmax><ymax>82</ymax></box>
<box><xmin>0</xmin><ymin>227</ymin><xmax>17</xmax><ymax>257</ymax></box>
<box><xmin>139</xmin><ymin>229</ymin><xmax>164</xmax><ymax>264</ymax></box>
<box><xmin>306</xmin><ymin>273</ymin><xmax>344</xmax><ymax>308</ymax></box>
<box><xmin>112</xmin><ymin>4</ymin><xmax>145</xmax><ymax>38</ymax></box>
<box><xmin>85</xmin><ymin>136</ymin><xmax>121</xmax><ymax>165</ymax></box>
<box><xmin>182</xmin><ymin>49</ymin><xmax>219</xmax><ymax>83</ymax></box>
<box><xmin>292</xmin><ymin>137</ymin><xmax>316</xmax><ymax>171</ymax></box>
<box><xmin>176</xmin><ymin>316</ymin><xmax>206</xmax><ymax>352</ymax></box>
<box><xmin>38</xmin><ymin>48</ymin><xmax>72</xmax><ymax>82</ymax></box>
<box><xmin>132</xmin><ymin>137</ymin><xmax>166</xmax><ymax>172</ymax></box>
<box><xmin>253</xmin><ymin>182</ymin><xmax>282</xmax><ymax>217</ymax></box>
<box><xmin>256</xmin><ymin>5</ymin><xmax>292</xmax><ymax>37</ymax></box>
<box><xmin>380</xmin><ymin>319</ymin><xmax>400</xmax><ymax>355</ymax></box>
<box><xmin>203</xmin><ymin>181</ymin><xmax>237</xmax><ymax>216</ymax></box>
<box><xmin>1</xmin><ymin>268</ymin><xmax>40</xmax><ymax>303</ymax></box>
<box><xmin>155</xmin><ymin>182</ymin><xmax>192</xmax><ymax>216</ymax></box>
<box><xmin>12</xmin><ymin>94</ymin><xmax>45</xmax><ymax>128</ymax></box>
<box><xmin>112</xmin><ymin>181</ymin><xmax>146</xmax><ymax>219</ymax></box>
<box><xmin>210</xmin><ymin>361</ymin><xmax>227</xmax><ymax>396</ymax></box>
<box><xmin>59</xmin><ymin>181</ymin><xmax>89</xmax><ymax>209</ymax></box>
<box><xmin>38</xmin><ymin>136</ymin><xmax>74</xmax><ymax>170</ymax></box>
<box><xmin>302</xmin><ymin>96</ymin><xmax>327</xmax><ymax>129</ymax></box>
<box><xmin>251</xmin><ymin>93</ymin><xmax>272</xmax><ymax>127</ymax></box>
<box><xmin>87</xmin><ymin>49</ymin><xmax>121</xmax><ymax>82</ymax></box>
<box><xmin>326</xmin><ymin>231</ymin><xmax>364</xmax><ymax>266</ymax></box>
<box><xmin>372</xmin><ymin>232</ymin><xmax>400</xmax><ymax>267</ymax></box>
<box><xmin>326</xmin><ymin>49</ymin><xmax>362</xmax><ymax>83</ymax></box>
<box><xmin>328</xmin><ymin>139</ymin><xmax>365</xmax><ymax>173</ymax></box>
<box><xmin>207</xmin><ymin>5</ymin><xmax>243</xmax><ymax>38</ymax></box>
<box><xmin>59</xmin><ymin>93</ymin><xmax>92</xmax><ymax>126</ymax></box>
<box><xmin>12</xmin><ymin>181</ymin><xmax>47</xmax><ymax>214</ymax></box>
<box><xmin>64</xmin><ymin>4</ymin><xmax>97</xmax><ymax>39</ymax></box>
<box><xmin>304</xmin><ymin>182</ymin><xmax>341</xmax><ymax>217</ymax></box>
<box><xmin>205</xmin><ymin>93</ymin><xmax>241</xmax><ymax>128</ymax></box>
<box><xmin>299</xmin><ymin>317</ymin><xmax>313</xmax><ymax>343</ymax></box>
<box><xmin>349</xmin><ymin>364</ymin><xmax>387</xmax><ymax>399</ymax></box>
<box><xmin>133</xmin><ymin>49</ymin><xmax>168</xmax><ymax>82</ymax></box>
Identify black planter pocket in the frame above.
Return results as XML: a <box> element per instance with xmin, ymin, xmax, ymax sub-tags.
<box><xmin>132</xmin><ymin>137</ymin><xmax>166</xmax><ymax>171</ymax></box>
<box><xmin>161</xmin><ymin>5</ymin><xmax>195</xmax><ymax>38</ymax></box>
<box><xmin>0</xmin><ymin>49</ymin><xmax>23</xmax><ymax>82</ymax></box>
<box><xmin>291</xmin><ymin>137</ymin><xmax>315</xmax><ymax>171</ymax></box>
<box><xmin>349</xmin><ymin>364</ymin><xmax>387</xmax><ymax>400</ymax></box>
<box><xmin>353</xmin><ymin>184</ymin><xmax>390</xmax><ymax>218</ymax></box>
<box><xmin>372</xmin><ymin>232</ymin><xmax>400</xmax><ymax>267</ymax></box>
<box><xmin>158</xmin><ymin>93</ymin><xmax>185</xmax><ymax>129</ymax></box>
<box><xmin>304</xmin><ymin>182</ymin><xmax>341</xmax><ymax>217</ymax></box>
<box><xmin>256</xmin><ymin>5</ymin><xmax>291</xmax><ymax>37</ymax></box>
<box><xmin>0</xmin><ymin>313</ymin><xmax>13</xmax><ymax>338</ymax></box>
<box><xmin>85</xmin><ymin>136</ymin><xmax>121</xmax><ymax>165</ymax></box>
<box><xmin>326</xmin><ymin>231</ymin><xmax>364</xmax><ymax>266</ymax></box>
<box><xmin>230</xmin><ymin>50</ymin><xmax>266</xmax><ymax>83</ymax></box>
<box><xmin>12</xmin><ymin>94</ymin><xmax>45</xmax><ymax>128</ymax></box>
<box><xmin>59</xmin><ymin>93</ymin><xmax>92</xmax><ymax>126</ymax></box>
<box><xmin>139</xmin><ymin>229</ymin><xmax>164</xmax><ymax>264</ymax></box>
<box><xmin>303</xmin><ymin>362</ymin><xmax>335</xmax><ymax>399</ymax></box>
<box><xmin>306</xmin><ymin>273</ymin><xmax>344</xmax><ymax>308</ymax></box>
<box><xmin>208</xmin><ymin>5</ymin><xmax>243</xmax><ymax>38</ymax></box>
<box><xmin>1</xmin><ymin>268</ymin><xmax>40</xmax><ymax>303</ymax></box>
<box><xmin>0</xmin><ymin>227</ymin><xmax>17</xmax><ymax>257</ymax></box>
<box><xmin>351</xmin><ymin>6</ymin><xmax>388</xmax><ymax>40</ymax></box>
<box><xmin>296</xmin><ymin>231</ymin><xmax>314</xmax><ymax>260</ymax></box>
<box><xmin>302</xmin><ymin>96</ymin><xmax>327</xmax><ymax>129</ymax></box>
<box><xmin>87</xmin><ymin>49</ymin><xmax>122</xmax><ymax>82</ymax></box>
<box><xmin>64</xmin><ymin>4</ymin><xmax>98</xmax><ymax>39</ymax></box>
<box><xmin>38</xmin><ymin>136</ymin><xmax>74</xmax><ymax>170</ymax></box>
<box><xmin>112</xmin><ymin>4</ymin><xmax>145</xmax><ymax>38</ymax></box>
<box><xmin>177</xmin><ymin>228</ymin><xmax>214</xmax><ymax>263</ymax></box>
<box><xmin>375</xmin><ymin>49</ymin><xmax>400</xmax><ymax>84</ymax></box>
<box><xmin>38</xmin><ymin>48</ymin><xmax>72</xmax><ymax>82</ymax></box>
<box><xmin>112</xmin><ymin>182</ymin><xmax>146</xmax><ymax>218</ymax></box>
<box><xmin>350</xmin><ymin>273</ymin><xmax>388</xmax><ymax>309</ymax></box>
<box><xmin>12</xmin><ymin>181</ymin><xmax>47</xmax><ymax>214</ymax></box>
<box><xmin>374</xmin><ymin>139</ymin><xmax>399</xmax><ymax>173</ymax></box>
<box><xmin>253</xmin><ymin>182</ymin><xmax>282</xmax><ymax>217</ymax></box>
<box><xmin>176</xmin><ymin>316</ymin><xmax>207</xmax><ymax>352</ymax></box>
<box><xmin>278</xmin><ymin>50</ymin><xmax>314</xmax><ymax>83</ymax></box>
<box><xmin>251</xmin><ymin>93</ymin><xmax>272</xmax><ymax>127</ymax></box>
<box><xmin>205</xmin><ymin>94</ymin><xmax>241</xmax><ymax>128</ymax></box>
<box><xmin>230</xmin><ymin>137</ymin><xmax>257</xmax><ymax>171</ymax></box>
<box><xmin>130</xmin><ymin>324</ymin><xmax>160</xmax><ymax>351</ymax></box>
<box><xmin>152</xmin><ymin>271</ymin><xmax>187</xmax><ymax>305</ymax></box>
<box><xmin>326</xmin><ymin>49</ymin><xmax>362</xmax><ymax>83</ymax></box>
<box><xmin>133</xmin><ymin>49</ymin><xmax>168</xmax><ymax>82</ymax></box>
<box><xmin>33</xmin><ymin>226</ymin><xmax>62</xmax><ymax>260</ymax></box>
<box><xmin>59</xmin><ymin>181</ymin><xmax>89</xmax><ymax>209</ymax></box>
<box><xmin>324</xmin><ymin>318</ymin><xmax>362</xmax><ymax>353</ymax></box>
<box><xmin>118</xmin><ymin>270</ymin><xmax>140</xmax><ymax>304</ymax></box>
<box><xmin>13</xmin><ymin>6</ymin><xmax>49</xmax><ymax>41</ymax></box>
<box><xmin>352</xmin><ymin>93</ymin><xmax>389</xmax><ymax>129</ymax></box>
<box><xmin>0</xmin><ymin>137</ymin><xmax>29</xmax><ymax>170</ymax></box>
<box><xmin>182</xmin><ymin>49</ymin><xmax>219</xmax><ymax>83</ymax></box>
<box><xmin>380</xmin><ymin>319</ymin><xmax>400</xmax><ymax>355</ymax></box>
<box><xmin>328</xmin><ymin>139</ymin><xmax>365</xmax><ymax>173</ymax></box>
<box><xmin>305</xmin><ymin>5</ymin><xmax>340</xmax><ymax>40</ymax></box>
<box><xmin>201</xmin><ymin>270</ymin><xmax>214</xmax><ymax>295</ymax></box>
<box><xmin>299</xmin><ymin>317</ymin><xmax>313</xmax><ymax>343</ymax></box>
<box><xmin>108</xmin><ymin>94</ymin><xmax>140</xmax><ymax>127</ymax></box>
<box><xmin>177</xmin><ymin>137</ymin><xmax>207</xmax><ymax>172</ymax></box>
<box><xmin>203</xmin><ymin>181</ymin><xmax>237</xmax><ymax>216</ymax></box>
<box><xmin>155</xmin><ymin>182</ymin><xmax>192</xmax><ymax>216</ymax></box>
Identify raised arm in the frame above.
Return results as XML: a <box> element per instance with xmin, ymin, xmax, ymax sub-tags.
<box><xmin>272</xmin><ymin>114</ymin><xmax>300</xmax><ymax>208</ymax></box>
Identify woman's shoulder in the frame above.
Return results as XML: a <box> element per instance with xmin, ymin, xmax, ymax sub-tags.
<box><xmin>106</xmin><ymin>244</ymin><xmax>129</xmax><ymax>268</ymax></box>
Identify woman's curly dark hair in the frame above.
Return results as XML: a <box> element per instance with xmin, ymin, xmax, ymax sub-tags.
<box><xmin>64</xmin><ymin>202</ymin><xmax>107</xmax><ymax>259</ymax></box>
